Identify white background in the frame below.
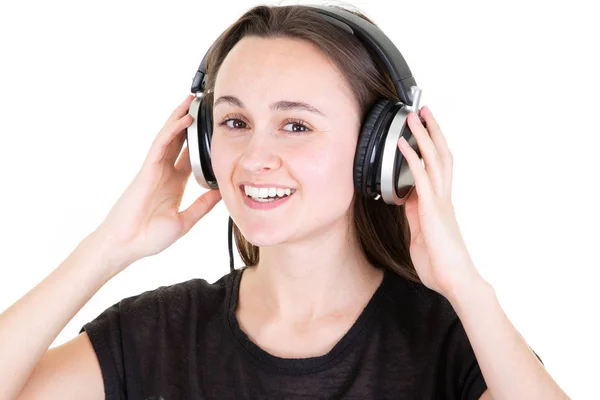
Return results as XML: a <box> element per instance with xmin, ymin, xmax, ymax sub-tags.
<box><xmin>0</xmin><ymin>0</ymin><xmax>598</xmax><ymax>398</ymax></box>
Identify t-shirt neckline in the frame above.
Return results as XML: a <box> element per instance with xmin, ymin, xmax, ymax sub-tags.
<box><xmin>226</xmin><ymin>266</ymin><xmax>390</xmax><ymax>374</ymax></box>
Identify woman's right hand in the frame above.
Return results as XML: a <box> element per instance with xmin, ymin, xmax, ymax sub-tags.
<box><xmin>93</xmin><ymin>94</ymin><xmax>222</xmax><ymax>273</ymax></box>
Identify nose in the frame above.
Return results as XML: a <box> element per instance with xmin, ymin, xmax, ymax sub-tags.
<box><xmin>238</xmin><ymin>133</ymin><xmax>282</xmax><ymax>176</ymax></box>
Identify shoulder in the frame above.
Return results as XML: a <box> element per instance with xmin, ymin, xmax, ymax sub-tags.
<box><xmin>80</xmin><ymin>269</ymin><xmax>239</xmax><ymax>352</ymax></box>
<box><xmin>118</xmin><ymin>269</ymin><xmax>237</xmax><ymax>317</ymax></box>
<box><xmin>379</xmin><ymin>269</ymin><xmax>458</xmax><ymax>328</ymax></box>
<box><xmin>82</xmin><ymin>268</ymin><xmax>238</xmax><ymax>335</ymax></box>
<box><xmin>376</xmin><ymin>269</ymin><xmax>467</xmax><ymax>350</ymax></box>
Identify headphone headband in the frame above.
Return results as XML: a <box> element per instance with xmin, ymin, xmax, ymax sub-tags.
<box><xmin>190</xmin><ymin>5</ymin><xmax>418</xmax><ymax>106</ymax></box>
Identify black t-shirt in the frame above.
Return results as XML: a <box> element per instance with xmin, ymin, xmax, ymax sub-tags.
<box><xmin>79</xmin><ymin>266</ymin><xmax>540</xmax><ymax>399</ymax></box>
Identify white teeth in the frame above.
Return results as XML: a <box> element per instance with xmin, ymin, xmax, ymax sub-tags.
<box><xmin>243</xmin><ymin>185</ymin><xmax>295</xmax><ymax>199</ymax></box>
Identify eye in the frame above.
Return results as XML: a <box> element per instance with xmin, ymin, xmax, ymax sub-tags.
<box><xmin>282</xmin><ymin>119</ymin><xmax>312</xmax><ymax>135</ymax></box>
<box><xmin>218</xmin><ymin>114</ymin><xmax>248</xmax><ymax>130</ymax></box>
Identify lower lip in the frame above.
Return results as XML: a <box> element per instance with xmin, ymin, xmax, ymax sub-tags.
<box><xmin>241</xmin><ymin>188</ymin><xmax>295</xmax><ymax>210</ymax></box>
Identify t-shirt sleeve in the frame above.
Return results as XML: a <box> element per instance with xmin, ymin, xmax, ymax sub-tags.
<box><xmin>441</xmin><ymin>316</ymin><xmax>488</xmax><ymax>400</ymax></box>
<box><xmin>78</xmin><ymin>285</ymin><xmax>173</xmax><ymax>400</ymax></box>
<box><xmin>78</xmin><ymin>275</ymin><xmax>228</xmax><ymax>400</ymax></box>
<box><xmin>441</xmin><ymin>315</ymin><xmax>544</xmax><ymax>400</ymax></box>
<box><xmin>79</xmin><ymin>302</ymin><xmax>126</xmax><ymax>400</ymax></box>
<box><xmin>79</xmin><ymin>300</ymin><xmax>127</xmax><ymax>400</ymax></box>
<box><xmin>440</xmin><ymin>316</ymin><xmax>487</xmax><ymax>400</ymax></box>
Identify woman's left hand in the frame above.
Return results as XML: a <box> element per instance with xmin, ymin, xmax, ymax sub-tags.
<box><xmin>397</xmin><ymin>106</ymin><xmax>482</xmax><ymax>299</ymax></box>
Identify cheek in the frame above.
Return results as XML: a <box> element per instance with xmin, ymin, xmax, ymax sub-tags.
<box><xmin>293</xmin><ymin>139</ymin><xmax>357</xmax><ymax>197</ymax></box>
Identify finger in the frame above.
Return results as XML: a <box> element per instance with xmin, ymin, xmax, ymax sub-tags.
<box><xmin>163</xmin><ymin>122</ymin><xmax>188</xmax><ymax>165</ymax></box>
<box><xmin>151</xmin><ymin>94</ymin><xmax>195</xmax><ymax>149</ymax></box>
<box><xmin>420</xmin><ymin>106</ymin><xmax>451</xmax><ymax>160</ymax></box>
<box><xmin>174</xmin><ymin>143</ymin><xmax>192</xmax><ymax>175</ymax></box>
<box><xmin>407</xmin><ymin>111</ymin><xmax>445</xmax><ymax>195</ymax></box>
<box><xmin>420</xmin><ymin>106</ymin><xmax>453</xmax><ymax>194</ymax></box>
<box><xmin>178</xmin><ymin>189</ymin><xmax>222</xmax><ymax>236</ymax></box>
<box><xmin>169</xmin><ymin>94</ymin><xmax>195</xmax><ymax>121</ymax></box>
<box><xmin>144</xmin><ymin>114</ymin><xmax>193</xmax><ymax>166</ymax></box>
<box><xmin>398</xmin><ymin>135</ymin><xmax>434</xmax><ymax>200</ymax></box>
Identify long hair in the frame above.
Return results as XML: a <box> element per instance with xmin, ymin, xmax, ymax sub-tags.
<box><xmin>202</xmin><ymin>4</ymin><xmax>422</xmax><ymax>284</ymax></box>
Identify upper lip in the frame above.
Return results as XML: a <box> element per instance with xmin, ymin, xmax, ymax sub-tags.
<box><xmin>239</xmin><ymin>182</ymin><xmax>296</xmax><ymax>189</ymax></box>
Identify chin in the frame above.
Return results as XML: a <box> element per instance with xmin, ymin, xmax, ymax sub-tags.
<box><xmin>236</xmin><ymin>222</ymin><xmax>294</xmax><ymax>247</ymax></box>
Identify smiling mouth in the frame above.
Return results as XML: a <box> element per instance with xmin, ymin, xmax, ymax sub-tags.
<box><xmin>239</xmin><ymin>185</ymin><xmax>297</xmax><ymax>202</ymax></box>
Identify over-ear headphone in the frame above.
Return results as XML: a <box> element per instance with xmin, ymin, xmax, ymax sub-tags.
<box><xmin>186</xmin><ymin>4</ymin><xmax>425</xmax><ymax>206</ymax></box>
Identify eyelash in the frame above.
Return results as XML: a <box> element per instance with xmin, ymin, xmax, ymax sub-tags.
<box><xmin>217</xmin><ymin>114</ymin><xmax>312</xmax><ymax>135</ymax></box>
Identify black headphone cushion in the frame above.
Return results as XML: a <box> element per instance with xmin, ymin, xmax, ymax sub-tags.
<box><xmin>199</xmin><ymin>96</ymin><xmax>217</xmax><ymax>185</ymax></box>
<box><xmin>353</xmin><ymin>99</ymin><xmax>397</xmax><ymax>194</ymax></box>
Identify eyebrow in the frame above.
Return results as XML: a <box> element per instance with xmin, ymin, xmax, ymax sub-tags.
<box><xmin>213</xmin><ymin>95</ymin><xmax>326</xmax><ymax>117</ymax></box>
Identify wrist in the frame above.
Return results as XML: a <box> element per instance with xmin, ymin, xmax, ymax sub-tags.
<box><xmin>81</xmin><ymin>231</ymin><xmax>134</xmax><ymax>280</ymax></box>
<box><xmin>445</xmin><ymin>271</ymin><xmax>494</xmax><ymax>310</ymax></box>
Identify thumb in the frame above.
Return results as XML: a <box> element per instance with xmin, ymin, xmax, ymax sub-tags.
<box><xmin>179</xmin><ymin>190</ymin><xmax>222</xmax><ymax>235</ymax></box>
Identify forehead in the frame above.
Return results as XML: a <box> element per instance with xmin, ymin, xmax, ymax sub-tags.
<box><xmin>214</xmin><ymin>36</ymin><xmax>355</xmax><ymax>110</ymax></box>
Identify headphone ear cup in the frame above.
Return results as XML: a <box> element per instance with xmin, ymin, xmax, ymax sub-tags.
<box><xmin>198</xmin><ymin>97</ymin><xmax>218</xmax><ymax>189</ymax></box>
<box><xmin>354</xmin><ymin>99</ymin><xmax>399</xmax><ymax>198</ymax></box>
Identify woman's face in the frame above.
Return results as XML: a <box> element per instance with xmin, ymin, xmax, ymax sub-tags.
<box><xmin>210</xmin><ymin>36</ymin><xmax>361</xmax><ymax>247</ymax></box>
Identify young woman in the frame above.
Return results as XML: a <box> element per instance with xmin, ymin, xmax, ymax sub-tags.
<box><xmin>1</xmin><ymin>4</ymin><xmax>568</xmax><ymax>399</ymax></box>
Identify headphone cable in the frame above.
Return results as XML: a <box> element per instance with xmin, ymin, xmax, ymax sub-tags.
<box><xmin>228</xmin><ymin>216</ymin><xmax>234</xmax><ymax>272</ymax></box>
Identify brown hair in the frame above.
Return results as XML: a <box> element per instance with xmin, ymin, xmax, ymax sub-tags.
<box><xmin>203</xmin><ymin>3</ymin><xmax>422</xmax><ymax>284</ymax></box>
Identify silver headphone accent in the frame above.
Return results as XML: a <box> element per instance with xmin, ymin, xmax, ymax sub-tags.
<box><xmin>187</xmin><ymin>93</ymin><xmax>211</xmax><ymax>189</ymax></box>
<box><xmin>380</xmin><ymin>86</ymin><xmax>422</xmax><ymax>205</ymax></box>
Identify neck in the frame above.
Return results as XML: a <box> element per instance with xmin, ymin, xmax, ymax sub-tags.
<box><xmin>243</xmin><ymin>219</ymin><xmax>384</xmax><ymax>325</ymax></box>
